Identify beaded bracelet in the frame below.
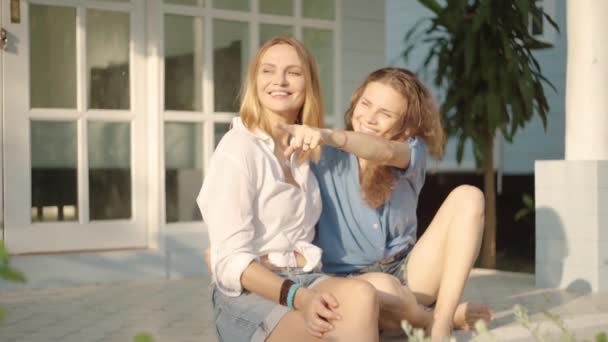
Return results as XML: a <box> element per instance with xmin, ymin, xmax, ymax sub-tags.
<box><xmin>286</xmin><ymin>283</ymin><xmax>302</xmax><ymax>309</ymax></box>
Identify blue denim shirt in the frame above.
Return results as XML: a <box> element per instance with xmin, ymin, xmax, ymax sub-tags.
<box><xmin>312</xmin><ymin>137</ymin><xmax>427</xmax><ymax>273</ymax></box>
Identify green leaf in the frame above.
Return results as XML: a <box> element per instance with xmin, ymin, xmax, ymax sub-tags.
<box><xmin>544</xmin><ymin>12</ymin><xmax>560</xmax><ymax>32</ymax></box>
<box><xmin>0</xmin><ymin>241</ymin><xmax>9</xmax><ymax>264</ymax></box>
<box><xmin>456</xmin><ymin>134</ymin><xmax>467</xmax><ymax>164</ymax></box>
<box><xmin>596</xmin><ymin>332</ymin><xmax>608</xmax><ymax>342</ymax></box>
<box><xmin>522</xmin><ymin>193</ymin><xmax>534</xmax><ymax>207</ymax></box>
<box><xmin>0</xmin><ymin>267</ymin><xmax>26</xmax><ymax>283</ymax></box>
<box><xmin>418</xmin><ymin>0</ymin><xmax>443</xmax><ymax>14</ymax></box>
<box><xmin>134</xmin><ymin>334</ymin><xmax>155</xmax><ymax>342</ymax></box>
<box><xmin>486</xmin><ymin>93</ymin><xmax>500</xmax><ymax>130</ymax></box>
<box><xmin>464</xmin><ymin>33</ymin><xmax>475</xmax><ymax>76</ymax></box>
<box><xmin>514</xmin><ymin>208</ymin><xmax>530</xmax><ymax>222</ymax></box>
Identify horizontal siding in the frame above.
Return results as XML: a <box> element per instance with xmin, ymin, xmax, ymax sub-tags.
<box><xmin>342</xmin><ymin>19</ymin><xmax>385</xmax><ymax>53</ymax></box>
<box><xmin>339</xmin><ymin>0</ymin><xmax>386</xmax><ymax>118</ymax></box>
<box><xmin>341</xmin><ymin>50</ymin><xmax>386</xmax><ymax>82</ymax></box>
<box><xmin>342</xmin><ymin>0</ymin><xmax>385</xmax><ymax>21</ymax></box>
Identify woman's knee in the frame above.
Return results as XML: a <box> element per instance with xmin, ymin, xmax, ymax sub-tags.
<box><xmin>361</xmin><ymin>273</ymin><xmax>418</xmax><ymax>313</ymax></box>
<box><xmin>360</xmin><ymin>273</ymin><xmax>402</xmax><ymax>295</ymax></box>
<box><xmin>341</xmin><ymin>278</ymin><xmax>380</xmax><ymax>313</ymax></box>
<box><xmin>450</xmin><ymin>185</ymin><xmax>485</xmax><ymax>217</ymax></box>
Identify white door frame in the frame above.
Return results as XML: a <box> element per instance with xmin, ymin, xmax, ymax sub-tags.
<box><xmin>4</xmin><ymin>0</ymin><xmax>148</xmax><ymax>254</ymax></box>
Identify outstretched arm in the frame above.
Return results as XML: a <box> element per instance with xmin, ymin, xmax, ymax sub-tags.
<box><xmin>280</xmin><ymin>124</ymin><xmax>412</xmax><ymax>169</ymax></box>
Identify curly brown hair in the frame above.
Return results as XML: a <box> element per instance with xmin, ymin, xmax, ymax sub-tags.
<box><xmin>345</xmin><ymin>67</ymin><xmax>446</xmax><ymax>208</ymax></box>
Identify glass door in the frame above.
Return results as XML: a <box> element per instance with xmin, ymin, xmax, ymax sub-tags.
<box><xmin>3</xmin><ymin>0</ymin><xmax>147</xmax><ymax>253</ymax></box>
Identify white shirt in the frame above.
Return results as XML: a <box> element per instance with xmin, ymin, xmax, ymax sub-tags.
<box><xmin>197</xmin><ymin>118</ymin><xmax>323</xmax><ymax>297</ymax></box>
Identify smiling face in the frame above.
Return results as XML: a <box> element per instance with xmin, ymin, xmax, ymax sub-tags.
<box><xmin>351</xmin><ymin>81</ymin><xmax>409</xmax><ymax>140</ymax></box>
<box><xmin>256</xmin><ymin>44</ymin><xmax>306</xmax><ymax>122</ymax></box>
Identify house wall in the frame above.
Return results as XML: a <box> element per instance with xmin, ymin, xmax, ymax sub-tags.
<box><xmin>1</xmin><ymin>1</ymin><xmax>387</xmax><ymax>289</ymax></box>
<box><xmin>385</xmin><ymin>0</ymin><xmax>567</xmax><ymax>174</ymax></box>
<box><xmin>338</xmin><ymin>0</ymin><xmax>386</xmax><ymax>124</ymax></box>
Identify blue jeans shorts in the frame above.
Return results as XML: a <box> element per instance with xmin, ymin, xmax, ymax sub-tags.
<box><xmin>211</xmin><ymin>269</ymin><xmax>329</xmax><ymax>342</ymax></box>
<box><xmin>334</xmin><ymin>248</ymin><xmax>412</xmax><ymax>285</ymax></box>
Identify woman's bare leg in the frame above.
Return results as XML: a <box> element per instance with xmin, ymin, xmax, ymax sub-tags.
<box><xmin>404</xmin><ymin>185</ymin><xmax>488</xmax><ymax>340</ymax></box>
<box><xmin>353</xmin><ymin>272</ymin><xmax>432</xmax><ymax>331</ymax></box>
<box><xmin>353</xmin><ymin>272</ymin><xmax>490</xmax><ymax>334</ymax></box>
<box><xmin>268</xmin><ymin>277</ymin><xmax>380</xmax><ymax>342</ymax></box>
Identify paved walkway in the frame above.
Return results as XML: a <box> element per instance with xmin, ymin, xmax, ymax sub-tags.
<box><xmin>1</xmin><ymin>269</ymin><xmax>607</xmax><ymax>342</ymax></box>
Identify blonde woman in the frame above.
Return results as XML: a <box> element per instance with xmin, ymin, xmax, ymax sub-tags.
<box><xmin>198</xmin><ymin>37</ymin><xmax>386</xmax><ymax>342</ymax></box>
<box><xmin>281</xmin><ymin>67</ymin><xmax>492</xmax><ymax>341</ymax></box>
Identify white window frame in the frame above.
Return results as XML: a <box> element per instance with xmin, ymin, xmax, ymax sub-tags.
<box><xmin>150</xmin><ymin>0</ymin><xmax>341</xmax><ymax>233</ymax></box>
<box><xmin>4</xmin><ymin>0</ymin><xmax>149</xmax><ymax>253</ymax></box>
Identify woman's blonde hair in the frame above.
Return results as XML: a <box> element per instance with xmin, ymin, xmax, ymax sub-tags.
<box><xmin>239</xmin><ymin>36</ymin><xmax>324</xmax><ymax>162</ymax></box>
<box><xmin>345</xmin><ymin>67</ymin><xmax>446</xmax><ymax>208</ymax></box>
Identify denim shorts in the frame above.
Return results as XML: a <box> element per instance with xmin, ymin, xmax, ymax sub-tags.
<box><xmin>333</xmin><ymin>249</ymin><xmax>412</xmax><ymax>285</ymax></box>
<box><xmin>211</xmin><ymin>269</ymin><xmax>329</xmax><ymax>342</ymax></box>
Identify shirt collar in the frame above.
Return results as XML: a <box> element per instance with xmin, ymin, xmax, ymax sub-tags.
<box><xmin>232</xmin><ymin>117</ymin><xmax>274</xmax><ymax>147</ymax></box>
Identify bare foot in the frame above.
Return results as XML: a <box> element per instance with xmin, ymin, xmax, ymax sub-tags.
<box><xmin>453</xmin><ymin>302</ymin><xmax>493</xmax><ymax>330</ymax></box>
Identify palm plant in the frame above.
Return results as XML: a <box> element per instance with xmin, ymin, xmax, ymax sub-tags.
<box><xmin>404</xmin><ymin>0</ymin><xmax>558</xmax><ymax>267</ymax></box>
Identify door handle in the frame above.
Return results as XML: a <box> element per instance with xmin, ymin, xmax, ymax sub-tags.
<box><xmin>0</xmin><ymin>28</ymin><xmax>7</xmax><ymax>50</ymax></box>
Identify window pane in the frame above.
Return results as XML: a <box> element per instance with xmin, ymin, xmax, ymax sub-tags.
<box><xmin>88</xmin><ymin>9</ymin><xmax>130</xmax><ymax>110</ymax></box>
<box><xmin>88</xmin><ymin>122</ymin><xmax>131</xmax><ymax>220</ymax></box>
<box><xmin>165</xmin><ymin>15</ymin><xmax>203</xmax><ymax>111</ymax></box>
<box><xmin>302</xmin><ymin>0</ymin><xmax>335</xmax><ymax>20</ymax></box>
<box><xmin>30</xmin><ymin>4</ymin><xmax>76</xmax><ymax>109</ymax></box>
<box><xmin>214</xmin><ymin>122</ymin><xmax>232</xmax><ymax>147</ymax></box>
<box><xmin>213</xmin><ymin>19</ymin><xmax>249</xmax><ymax>112</ymax></box>
<box><xmin>260</xmin><ymin>0</ymin><xmax>293</xmax><ymax>16</ymax></box>
<box><xmin>31</xmin><ymin>121</ymin><xmax>78</xmax><ymax>222</ymax></box>
<box><xmin>213</xmin><ymin>0</ymin><xmax>249</xmax><ymax>11</ymax></box>
<box><xmin>303</xmin><ymin>28</ymin><xmax>334</xmax><ymax>116</ymax></box>
<box><xmin>260</xmin><ymin>24</ymin><xmax>293</xmax><ymax>46</ymax></box>
<box><xmin>165</xmin><ymin>123</ymin><xmax>203</xmax><ymax>223</ymax></box>
<box><xmin>164</xmin><ymin>0</ymin><xmax>202</xmax><ymax>5</ymax></box>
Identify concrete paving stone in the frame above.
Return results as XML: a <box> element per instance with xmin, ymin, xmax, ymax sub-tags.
<box><xmin>461</xmin><ymin>290</ymin><xmax>484</xmax><ymax>302</ymax></box>
<box><xmin>1</xmin><ymin>271</ymin><xmax>607</xmax><ymax>341</ymax></box>
<box><xmin>91</xmin><ymin>333</ymin><xmax>134</xmax><ymax>342</ymax></box>
<box><xmin>480</xmin><ymin>286</ymin><xmax>521</xmax><ymax>300</ymax></box>
<box><xmin>485</xmin><ymin>300</ymin><xmax>519</xmax><ymax>313</ymax></box>
<box><xmin>0</xmin><ymin>331</ymin><xmax>30</xmax><ymax>342</ymax></box>
<box><xmin>559</xmin><ymin>300</ymin><xmax>602</xmax><ymax>316</ymax></box>
<box><xmin>12</xmin><ymin>331</ymin><xmax>65</xmax><ymax>342</ymax></box>
<box><xmin>61</xmin><ymin>331</ymin><xmax>111</xmax><ymax>342</ymax></box>
<box><xmin>36</xmin><ymin>327</ymin><xmax>80</xmax><ymax>340</ymax></box>
<box><xmin>0</xmin><ymin>311</ymin><xmax>36</xmax><ymax>324</ymax></box>
<box><xmin>2</xmin><ymin>318</ymin><xmax>57</xmax><ymax>333</ymax></box>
